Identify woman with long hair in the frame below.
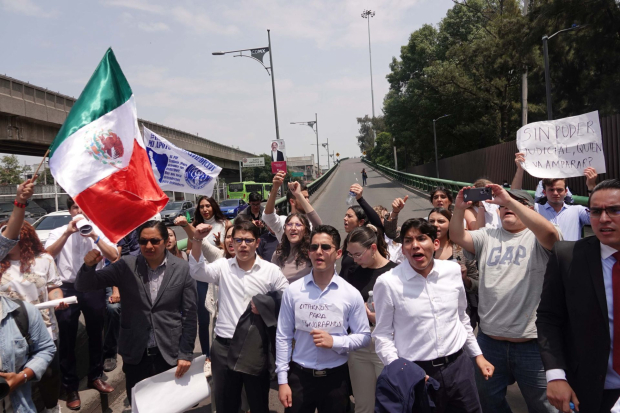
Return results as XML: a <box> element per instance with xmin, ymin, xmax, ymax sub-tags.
<box><xmin>0</xmin><ymin>221</ymin><xmax>66</xmax><ymax>413</ymax></box>
<box><xmin>344</xmin><ymin>226</ymin><xmax>397</xmax><ymax>413</ymax></box>
<box><xmin>430</xmin><ymin>187</ymin><xmax>476</xmax><ymax>229</ymax></box>
<box><xmin>341</xmin><ymin>184</ymin><xmax>386</xmax><ymax>280</ymax></box>
<box><xmin>272</xmin><ymin>213</ymin><xmax>312</xmax><ymax>283</ymax></box>
<box><xmin>174</xmin><ymin>196</ymin><xmax>229</xmax><ymax>372</ymax></box>
<box><xmin>166</xmin><ymin>228</ymin><xmax>187</xmax><ymax>260</ymax></box>
<box><xmin>427</xmin><ymin>207</ymin><xmax>479</xmax><ymax>327</ymax></box>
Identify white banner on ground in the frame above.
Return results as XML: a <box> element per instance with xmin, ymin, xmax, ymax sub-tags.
<box><xmin>143</xmin><ymin>127</ymin><xmax>222</xmax><ymax>196</ymax></box>
<box><xmin>516</xmin><ymin>111</ymin><xmax>606</xmax><ymax>178</ymax></box>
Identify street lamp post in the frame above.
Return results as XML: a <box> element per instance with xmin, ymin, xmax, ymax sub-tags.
<box><xmin>542</xmin><ymin>24</ymin><xmax>585</xmax><ymax>120</ymax></box>
<box><xmin>321</xmin><ymin>143</ymin><xmax>330</xmax><ymax>169</ymax></box>
<box><xmin>291</xmin><ymin>114</ymin><xmax>320</xmax><ymax>177</ymax></box>
<box><xmin>212</xmin><ymin>29</ymin><xmax>280</xmax><ymax>140</ymax></box>
<box><xmin>432</xmin><ymin>114</ymin><xmax>451</xmax><ymax>179</ymax></box>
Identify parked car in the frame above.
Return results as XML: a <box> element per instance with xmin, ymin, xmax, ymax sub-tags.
<box><xmin>160</xmin><ymin>201</ymin><xmax>195</xmax><ymax>225</ymax></box>
<box><xmin>32</xmin><ymin>211</ymin><xmax>72</xmax><ymax>244</ymax></box>
<box><xmin>219</xmin><ymin>199</ymin><xmax>248</xmax><ymax>219</ymax></box>
<box><xmin>0</xmin><ymin>201</ymin><xmax>49</xmax><ymax>224</ymax></box>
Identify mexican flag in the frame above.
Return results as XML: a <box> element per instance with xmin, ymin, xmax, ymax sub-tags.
<box><xmin>49</xmin><ymin>48</ymin><xmax>168</xmax><ymax>243</ymax></box>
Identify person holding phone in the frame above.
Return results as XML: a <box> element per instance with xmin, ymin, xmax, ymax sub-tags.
<box><xmin>450</xmin><ymin>185</ymin><xmax>561</xmax><ymax>412</ymax></box>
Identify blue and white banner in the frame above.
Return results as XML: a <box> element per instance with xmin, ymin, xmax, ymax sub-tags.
<box><xmin>143</xmin><ymin>127</ymin><xmax>222</xmax><ymax>196</ymax></box>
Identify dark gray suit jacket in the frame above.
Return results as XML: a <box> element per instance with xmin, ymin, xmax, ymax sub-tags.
<box><xmin>75</xmin><ymin>251</ymin><xmax>197</xmax><ymax>366</ymax></box>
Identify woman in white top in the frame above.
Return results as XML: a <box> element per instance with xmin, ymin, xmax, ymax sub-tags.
<box><xmin>174</xmin><ymin>196</ymin><xmax>230</xmax><ymax>375</ymax></box>
<box><xmin>0</xmin><ymin>221</ymin><xmax>66</xmax><ymax>413</ymax></box>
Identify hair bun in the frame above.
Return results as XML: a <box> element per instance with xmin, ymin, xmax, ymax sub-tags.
<box><xmin>366</xmin><ymin>224</ymin><xmax>378</xmax><ymax>234</ymax></box>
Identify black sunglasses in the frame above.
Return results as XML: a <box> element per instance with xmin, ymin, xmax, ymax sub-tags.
<box><xmin>138</xmin><ymin>238</ymin><xmax>164</xmax><ymax>246</ymax></box>
<box><xmin>309</xmin><ymin>243</ymin><xmax>334</xmax><ymax>252</ymax></box>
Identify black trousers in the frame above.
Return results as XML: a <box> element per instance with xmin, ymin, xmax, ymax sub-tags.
<box><xmin>103</xmin><ymin>286</ymin><xmax>121</xmax><ymax>359</ymax></box>
<box><xmin>123</xmin><ymin>349</ymin><xmax>174</xmax><ymax>404</ymax></box>
<box><xmin>286</xmin><ymin>362</ymin><xmax>350</xmax><ymax>413</ymax></box>
<box><xmin>33</xmin><ymin>339</ymin><xmax>61</xmax><ymax>408</ymax></box>
<box><xmin>211</xmin><ymin>336</ymin><xmax>271</xmax><ymax>413</ymax></box>
<box><xmin>424</xmin><ymin>352</ymin><xmax>481</xmax><ymax>413</ymax></box>
<box><xmin>196</xmin><ymin>281</ymin><xmax>210</xmax><ymax>358</ymax></box>
<box><xmin>55</xmin><ymin>284</ymin><xmax>105</xmax><ymax>391</ymax></box>
<box><xmin>600</xmin><ymin>389</ymin><xmax>620</xmax><ymax>413</ymax></box>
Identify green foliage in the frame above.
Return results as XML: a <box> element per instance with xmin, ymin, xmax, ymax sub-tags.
<box><xmin>0</xmin><ymin>155</ymin><xmax>26</xmax><ymax>185</ymax></box>
<box><xmin>369</xmin><ymin>132</ymin><xmax>396</xmax><ymax>168</ymax></box>
<box><xmin>368</xmin><ymin>0</ymin><xmax>620</xmax><ymax>170</ymax></box>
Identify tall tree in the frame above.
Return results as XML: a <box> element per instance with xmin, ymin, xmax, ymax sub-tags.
<box><xmin>0</xmin><ymin>155</ymin><xmax>25</xmax><ymax>185</ymax></box>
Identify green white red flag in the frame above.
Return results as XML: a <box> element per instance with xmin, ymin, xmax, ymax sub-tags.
<box><xmin>49</xmin><ymin>48</ymin><xmax>168</xmax><ymax>242</ymax></box>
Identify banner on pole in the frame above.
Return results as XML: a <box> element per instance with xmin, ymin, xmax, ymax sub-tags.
<box><xmin>516</xmin><ymin>111</ymin><xmax>606</xmax><ymax>178</ymax></box>
<box><xmin>144</xmin><ymin>127</ymin><xmax>222</xmax><ymax>196</ymax></box>
<box><xmin>270</xmin><ymin>139</ymin><xmax>287</xmax><ymax>174</ymax></box>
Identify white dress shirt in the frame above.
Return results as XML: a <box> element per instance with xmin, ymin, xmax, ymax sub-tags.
<box><xmin>44</xmin><ymin>223</ymin><xmax>116</xmax><ymax>283</ymax></box>
<box><xmin>373</xmin><ymin>259</ymin><xmax>482</xmax><ymax>366</ymax></box>
<box><xmin>546</xmin><ymin>243</ymin><xmax>620</xmax><ymax>389</ymax></box>
<box><xmin>188</xmin><ymin>252</ymin><xmax>289</xmax><ymax>339</ymax></box>
<box><xmin>275</xmin><ymin>271</ymin><xmax>371</xmax><ymax>384</ymax></box>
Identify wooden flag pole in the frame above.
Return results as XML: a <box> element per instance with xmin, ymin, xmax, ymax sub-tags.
<box><xmin>32</xmin><ymin>149</ymin><xmax>50</xmax><ymax>181</ymax></box>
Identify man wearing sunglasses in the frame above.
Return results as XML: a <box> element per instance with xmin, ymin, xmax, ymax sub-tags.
<box><xmin>276</xmin><ymin>225</ymin><xmax>371</xmax><ymax>413</ymax></box>
<box><xmin>450</xmin><ymin>185</ymin><xmax>562</xmax><ymax>413</ymax></box>
<box><xmin>75</xmin><ymin>220</ymin><xmax>197</xmax><ymax>406</ymax></box>
<box><xmin>189</xmin><ymin>220</ymin><xmax>289</xmax><ymax>413</ymax></box>
<box><xmin>538</xmin><ymin>179</ymin><xmax>620</xmax><ymax>413</ymax></box>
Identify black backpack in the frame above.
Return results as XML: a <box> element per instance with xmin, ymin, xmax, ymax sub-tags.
<box><xmin>10</xmin><ymin>299</ymin><xmax>32</xmax><ymax>350</ymax></box>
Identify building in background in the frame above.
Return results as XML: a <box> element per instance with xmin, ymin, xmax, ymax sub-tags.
<box><xmin>286</xmin><ymin>155</ymin><xmax>317</xmax><ymax>181</ymax></box>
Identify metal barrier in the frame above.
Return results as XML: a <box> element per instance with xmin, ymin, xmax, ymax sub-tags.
<box><xmin>362</xmin><ymin>159</ymin><xmax>589</xmax><ymax>206</ymax></box>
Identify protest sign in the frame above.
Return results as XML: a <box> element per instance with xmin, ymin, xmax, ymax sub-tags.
<box><xmin>270</xmin><ymin>139</ymin><xmax>287</xmax><ymax>173</ymax></box>
<box><xmin>295</xmin><ymin>302</ymin><xmax>344</xmax><ymax>334</ymax></box>
<box><xmin>144</xmin><ymin>127</ymin><xmax>222</xmax><ymax>196</ymax></box>
<box><xmin>516</xmin><ymin>111</ymin><xmax>606</xmax><ymax>178</ymax></box>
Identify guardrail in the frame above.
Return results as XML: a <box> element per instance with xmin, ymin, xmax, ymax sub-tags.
<box><xmin>362</xmin><ymin>158</ymin><xmax>589</xmax><ymax>206</ymax></box>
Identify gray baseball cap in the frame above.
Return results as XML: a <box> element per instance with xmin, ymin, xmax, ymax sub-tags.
<box><xmin>507</xmin><ymin>189</ymin><xmax>535</xmax><ymax>207</ymax></box>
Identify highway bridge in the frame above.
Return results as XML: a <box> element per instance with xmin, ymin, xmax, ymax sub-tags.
<box><xmin>0</xmin><ymin>74</ymin><xmax>255</xmax><ymax>182</ymax></box>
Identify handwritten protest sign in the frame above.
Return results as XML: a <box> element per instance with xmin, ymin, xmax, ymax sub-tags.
<box><xmin>295</xmin><ymin>302</ymin><xmax>344</xmax><ymax>334</ymax></box>
<box><xmin>516</xmin><ymin>111</ymin><xmax>606</xmax><ymax>178</ymax></box>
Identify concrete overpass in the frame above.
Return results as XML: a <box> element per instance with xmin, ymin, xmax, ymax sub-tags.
<box><xmin>0</xmin><ymin>74</ymin><xmax>255</xmax><ymax>182</ymax></box>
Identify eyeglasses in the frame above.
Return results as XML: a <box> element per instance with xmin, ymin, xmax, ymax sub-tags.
<box><xmin>309</xmin><ymin>243</ymin><xmax>334</xmax><ymax>252</ymax></box>
<box><xmin>587</xmin><ymin>206</ymin><xmax>620</xmax><ymax>218</ymax></box>
<box><xmin>350</xmin><ymin>247</ymin><xmax>370</xmax><ymax>260</ymax></box>
<box><xmin>233</xmin><ymin>238</ymin><xmax>256</xmax><ymax>245</ymax></box>
<box><xmin>138</xmin><ymin>238</ymin><xmax>164</xmax><ymax>246</ymax></box>
<box><xmin>285</xmin><ymin>223</ymin><xmax>304</xmax><ymax>229</ymax></box>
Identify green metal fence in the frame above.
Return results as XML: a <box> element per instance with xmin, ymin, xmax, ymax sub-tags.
<box><xmin>362</xmin><ymin>159</ymin><xmax>589</xmax><ymax>207</ymax></box>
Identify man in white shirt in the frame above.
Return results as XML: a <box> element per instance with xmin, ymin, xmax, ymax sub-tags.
<box><xmin>373</xmin><ymin>218</ymin><xmax>494</xmax><ymax>412</ymax></box>
<box><xmin>276</xmin><ymin>225</ymin><xmax>371</xmax><ymax>413</ymax></box>
<box><xmin>511</xmin><ymin>152</ymin><xmax>598</xmax><ymax>241</ymax></box>
<box><xmin>44</xmin><ymin>197</ymin><xmax>119</xmax><ymax>410</ymax></box>
<box><xmin>537</xmin><ymin>179</ymin><xmax>620</xmax><ymax>413</ymax></box>
<box><xmin>189</xmin><ymin>220</ymin><xmax>288</xmax><ymax>413</ymax></box>
<box><xmin>450</xmin><ymin>185</ymin><xmax>561</xmax><ymax>413</ymax></box>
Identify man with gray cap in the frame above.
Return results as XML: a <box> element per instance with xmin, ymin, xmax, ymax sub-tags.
<box><xmin>450</xmin><ymin>184</ymin><xmax>562</xmax><ymax>413</ymax></box>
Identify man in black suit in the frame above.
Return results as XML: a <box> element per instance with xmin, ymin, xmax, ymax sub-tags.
<box><xmin>271</xmin><ymin>141</ymin><xmax>285</xmax><ymax>162</ymax></box>
<box><xmin>537</xmin><ymin>179</ymin><xmax>620</xmax><ymax>413</ymax></box>
<box><xmin>76</xmin><ymin>220</ymin><xmax>197</xmax><ymax>402</ymax></box>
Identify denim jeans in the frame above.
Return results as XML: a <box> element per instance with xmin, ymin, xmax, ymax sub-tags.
<box><xmin>196</xmin><ymin>281</ymin><xmax>210</xmax><ymax>357</ymax></box>
<box><xmin>475</xmin><ymin>331</ymin><xmax>554</xmax><ymax>413</ymax></box>
<box><xmin>103</xmin><ymin>286</ymin><xmax>121</xmax><ymax>359</ymax></box>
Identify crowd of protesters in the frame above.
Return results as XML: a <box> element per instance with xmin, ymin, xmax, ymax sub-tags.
<box><xmin>3</xmin><ymin>152</ymin><xmax>620</xmax><ymax>413</ymax></box>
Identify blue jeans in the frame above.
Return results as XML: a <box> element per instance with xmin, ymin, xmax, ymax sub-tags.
<box><xmin>476</xmin><ymin>331</ymin><xmax>554</xmax><ymax>413</ymax></box>
<box><xmin>196</xmin><ymin>281</ymin><xmax>210</xmax><ymax>357</ymax></box>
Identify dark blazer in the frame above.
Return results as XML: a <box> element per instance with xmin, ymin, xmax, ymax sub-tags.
<box><xmin>272</xmin><ymin>150</ymin><xmax>284</xmax><ymax>162</ymax></box>
<box><xmin>537</xmin><ymin>236</ymin><xmax>610</xmax><ymax>412</ymax></box>
<box><xmin>75</xmin><ymin>251</ymin><xmax>197</xmax><ymax>366</ymax></box>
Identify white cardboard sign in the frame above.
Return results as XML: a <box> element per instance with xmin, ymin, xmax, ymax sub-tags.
<box><xmin>516</xmin><ymin>111</ymin><xmax>606</xmax><ymax>178</ymax></box>
<box><xmin>295</xmin><ymin>302</ymin><xmax>344</xmax><ymax>334</ymax></box>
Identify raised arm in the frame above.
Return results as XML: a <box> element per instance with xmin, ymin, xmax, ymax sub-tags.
<box><xmin>2</xmin><ymin>177</ymin><xmax>36</xmax><ymax>243</ymax></box>
<box><xmin>288</xmin><ymin>181</ymin><xmax>321</xmax><ymax>222</ymax></box>
<box><xmin>487</xmin><ymin>184</ymin><xmax>560</xmax><ymax>250</ymax></box>
<box><xmin>511</xmin><ymin>152</ymin><xmax>526</xmax><ymax>190</ymax></box>
<box><xmin>265</xmin><ymin>171</ymin><xmax>286</xmax><ymax>215</ymax></box>
<box><xmin>350</xmin><ymin>184</ymin><xmax>384</xmax><ymax>232</ymax></box>
<box><xmin>450</xmin><ymin>187</ymin><xmax>476</xmax><ymax>254</ymax></box>
<box><xmin>45</xmin><ymin>221</ymin><xmax>79</xmax><ymax>258</ymax></box>
<box><xmin>385</xmin><ymin>196</ymin><xmax>408</xmax><ymax>240</ymax></box>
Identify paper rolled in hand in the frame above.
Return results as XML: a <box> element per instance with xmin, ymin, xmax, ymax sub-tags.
<box><xmin>35</xmin><ymin>296</ymin><xmax>78</xmax><ymax>310</ymax></box>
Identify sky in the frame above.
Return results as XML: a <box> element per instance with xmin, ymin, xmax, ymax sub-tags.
<box><xmin>1</xmin><ymin>0</ymin><xmax>454</xmax><ymax>168</ymax></box>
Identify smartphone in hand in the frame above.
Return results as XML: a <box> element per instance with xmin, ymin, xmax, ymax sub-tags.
<box><xmin>463</xmin><ymin>187</ymin><xmax>492</xmax><ymax>202</ymax></box>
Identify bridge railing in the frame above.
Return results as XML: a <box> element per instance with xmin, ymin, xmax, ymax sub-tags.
<box><xmin>362</xmin><ymin>158</ymin><xmax>589</xmax><ymax>207</ymax></box>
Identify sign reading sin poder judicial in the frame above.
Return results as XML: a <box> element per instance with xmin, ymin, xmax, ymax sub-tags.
<box><xmin>516</xmin><ymin>111</ymin><xmax>606</xmax><ymax>178</ymax></box>
<box><xmin>294</xmin><ymin>302</ymin><xmax>344</xmax><ymax>334</ymax></box>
